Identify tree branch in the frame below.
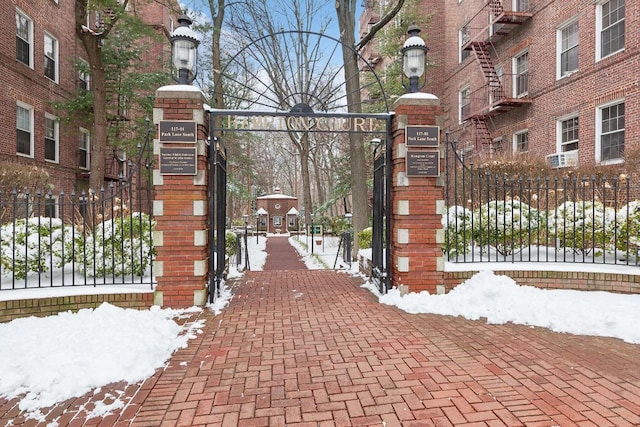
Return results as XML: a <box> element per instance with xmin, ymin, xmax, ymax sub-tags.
<box><xmin>355</xmin><ymin>0</ymin><xmax>406</xmax><ymax>52</ymax></box>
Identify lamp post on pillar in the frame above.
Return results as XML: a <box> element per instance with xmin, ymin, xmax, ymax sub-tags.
<box><xmin>401</xmin><ymin>25</ymin><xmax>429</xmax><ymax>93</ymax></box>
<box><xmin>389</xmin><ymin>24</ymin><xmax>445</xmax><ymax>295</ymax></box>
<box><xmin>170</xmin><ymin>15</ymin><xmax>200</xmax><ymax>85</ymax></box>
<box><xmin>153</xmin><ymin>16</ymin><xmax>206</xmax><ymax>308</ymax></box>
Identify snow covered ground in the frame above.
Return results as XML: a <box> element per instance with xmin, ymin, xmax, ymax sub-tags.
<box><xmin>0</xmin><ymin>233</ymin><xmax>639</xmax><ymax>422</ymax></box>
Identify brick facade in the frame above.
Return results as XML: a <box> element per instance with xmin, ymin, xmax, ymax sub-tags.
<box><xmin>431</xmin><ymin>0</ymin><xmax>638</xmax><ymax>163</ymax></box>
<box><xmin>361</xmin><ymin>0</ymin><xmax>638</xmax><ymax>165</ymax></box>
<box><xmin>1</xmin><ymin>0</ymin><xmax>176</xmax><ymax>196</ymax></box>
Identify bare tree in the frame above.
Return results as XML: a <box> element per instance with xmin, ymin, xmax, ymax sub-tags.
<box><xmin>225</xmin><ymin>0</ymin><xmax>335</xmax><ymax>226</ymax></box>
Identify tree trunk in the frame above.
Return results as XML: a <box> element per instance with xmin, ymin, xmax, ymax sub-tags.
<box><xmin>76</xmin><ymin>2</ymin><xmax>108</xmax><ymax>192</ymax></box>
<box><xmin>335</xmin><ymin>0</ymin><xmax>368</xmax><ymax>256</ymax></box>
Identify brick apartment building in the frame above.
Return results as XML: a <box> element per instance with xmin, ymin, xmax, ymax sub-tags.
<box><xmin>361</xmin><ymin>0</ymin><xmax>637</xmax><ymax>169</ymax></box>
<box><xmin>1</xmin><ymin>0</ymin><xmax>177</xmax><ymax>207</ymax></box>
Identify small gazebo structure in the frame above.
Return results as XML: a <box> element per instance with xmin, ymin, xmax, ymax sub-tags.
<box><xmin>255</xmin><ymin>188</ymin><xmax>299</xmax><ymax>234</ymax></box>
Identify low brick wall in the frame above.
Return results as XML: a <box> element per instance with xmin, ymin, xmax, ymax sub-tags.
<box><xmin>358</xmin><ymin>254</ymin><xmax>640</xmax><ymax>294</ymax></box>
<box><xmin>0</xmin><ymin>292</ymin><xmax>155</xmax><ymax>323</ymax></box>
<box><xmin>443</xmin><ymin>270</ymin><xmax>640</xmax><ymax>294</ymax></box>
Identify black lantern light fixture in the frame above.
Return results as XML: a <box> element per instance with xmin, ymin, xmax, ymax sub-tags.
<box><xmin>170</xmin><ymin>15</ymin><xmax>200</xmax><ymax>85</ymax></box>
<box><xmin>401</xmin><ymin>24</ymin><xmax>429</xmax><ymax>93</ymax></box>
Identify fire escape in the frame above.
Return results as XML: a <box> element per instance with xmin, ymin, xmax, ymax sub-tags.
<box><xmin>461</xmin><ymin>0</ymin><xmax>532</xmax><ymax>151</ymax></box>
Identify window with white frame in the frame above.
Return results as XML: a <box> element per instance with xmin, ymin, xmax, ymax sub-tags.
<box><xmin>78</xmin><ymin>60</ymin><xmax>91</xmax><ymax>90</ymax></box>
<box><xmin>459</xmin><ymin>24</ymin><xmax>470</xmax><ymax>62</ymax></box>
<box><xmin>16</xmin><ymin>9</ymin><xmax>33</xmax><ymax>67</ymax></box>
<box><xmin>514</xmin><ymin>130</ymin><xmax>529</xmax><ymax>153</ymax></box>
<box><xmin>513</xmin><ymin>50</ymin><xmax>529</xmax><ymax>97</ymax></box>
<box><xmin>17</xmin><ymin>103</ymin><xmax>34</xmax><ymax>157</ymax></box>
<box><xmin>459</xmin><ymin>86</ymin><xmax>470</xmax><ymax>123</ymax></box>
<box><xmin>558</xmin><ymin>116</ymin><xmax>579</xmax><ymax>152</ymax></box>
<box><xmin>45</xmin><ymin>113</ymin><xmax>59</xmax><ymax>162</ymax></box>
<box><xmin>273</xmin><ymin>216</ymin><xmax>282</xmax><ymax>227</ymax></box>
<box><xmin>598</xmin><ymin>0</ymin><xmax>625</xmax><ymax>59</ymax></box>
<box><xmin>597</xmin><ymin>101</ymin><xmax>624</xmax><ymax>163</ymax></box>
<box><xmin>558</xmin><ymin>19</ymin><xmax>579</xmax><ymax>78</ymax></box>
<box><xmin>515</xmin><ymin>0</ymin><xmax>530</xmax><ymax>12</ymax></box>
<box><xmin>44</xmin><ymin>33</ymin><xmax>58</xmax><ymax>82</ymax></box>
<box><xmin>79</xmin><ymin>128</ymin><xmax>91</xmax><ymax>169</ymax></box>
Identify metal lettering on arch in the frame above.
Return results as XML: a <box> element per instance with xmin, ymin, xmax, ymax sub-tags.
<box><xmin>209</xmin><ymin>109</ymin><xmax>388</xmax><ymax>135</ymax></box>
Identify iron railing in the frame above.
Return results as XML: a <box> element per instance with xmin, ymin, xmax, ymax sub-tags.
<box><xmin>0</xmin><ymin>134</ymin><xmax>154</xmax><ymax>291</ymax></box>
<box><xmin>444</xmin><ymin>146</ymin><xmax>640</xmax><ymax>267</ymax></box>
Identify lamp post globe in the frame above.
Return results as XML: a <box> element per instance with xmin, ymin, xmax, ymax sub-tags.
<box><xmin>401</xmin><ymin>25</ymin><xmax>429</xmax><ymax>93</ymax></box>
<box><xmin>170</xmin><ymin>15</ymin><xmax>200</xmax><ymax>85</ymax></box>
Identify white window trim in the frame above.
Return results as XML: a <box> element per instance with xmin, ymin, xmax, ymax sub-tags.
<box><xmin>512</xmin><ymin>49</ymin><xmax>529</xmax><ymax>98</ymax></box>
<box><xmin>459</xmin><ymin>25</ymin><xmax>470</xmax><ymax>63</ymax></box>
<box><xmin>16</xmin><ymin>8</ymin><xmax>34</xmax><ymax>69</ymax></box>
<box><xmin>556</xmin><ymin>113</ymin><xmax>579</xmax><ymax>153</ymax></box>
<box><xmin>513</xmin><ymin>129</ymin><xmax>529</xmax><ymax>153</ymax></box>
<box><xmin>459</xmin><ymin>85</ymin><xmax>470</xmax><ymax>124</ymax></box>
<box><xmin>595</xmin><ymin>98</ymin><xmax>625</xmax><ymax>165</ymax></box>
<box><xmin>16</xmin><ymin>101</ymin><xmax>34</xmax><ymax>158</ymax></box>
<box><xmin>79</xmin><ymin>127</ymin><xmax>91</xmax><ymax>170</ymax></box>
<box><xmin>45</xmin><ymin>113</ymin><xmax>59</xmax><ymax>163</ymax></box>
<box><xmin>44</xmin><ymin>32</ymin><xmax>59</xmax><ymax>83</ymax></box>
<box><xmin>556</xmin><ymin>17</ymin><xmax>579</xmax><ymax>79</ymax></box>
<box><xmin>596</xmin><ymin>0</ymin><xmax>625</xmax><ymax>61</ymax></box>
<box><xmin>78</xmin><ymin>59</ymin><xmax>91</xmax><ymax>90</ymax></box>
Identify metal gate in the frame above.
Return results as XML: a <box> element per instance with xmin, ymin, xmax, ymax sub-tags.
<box><xmin>371</xmin><ymin>141</ymin><xmax>390</xmax><ymax>293</ymax></box>
<box><xmin>208</xmin><ymin>136</ymin><xmax>227</xmax><ymax>303</ymax></box>
<box><xmin>204</xmin><ymin>30</ymin><xmax>394</xmax><ymax>295</ymax></box>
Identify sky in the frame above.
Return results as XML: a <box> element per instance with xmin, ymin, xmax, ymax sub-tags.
<box><xmin>1</xmin><ymin>234</ymin><xmax>639</xmax><ymax>423</ymax></box>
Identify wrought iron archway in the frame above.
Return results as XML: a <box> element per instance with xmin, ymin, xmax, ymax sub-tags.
<box><xmin>207</xmin><ymin>30</ymin><xmax>393</xmax><ymax>300</ymax></box>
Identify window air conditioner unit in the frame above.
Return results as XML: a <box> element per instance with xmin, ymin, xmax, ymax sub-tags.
<box><xmin>546</xmin><ymin>151</ymin><xmax>578</xmax><ymax>168</ymax></box>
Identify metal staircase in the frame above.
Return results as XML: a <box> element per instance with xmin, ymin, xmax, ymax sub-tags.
<box><xmin>461</xmin><ymin>0</ymin><xmax>532</xmax><ymax>150</ymax></box>
<box><xmin>471</xmin><ymin>42</ymin><xmax>504</xmax><ymax>100</ymax></box>
<box><xmin>471</xmin><ymin>117</ymin><xmax>493</xmax><ymax>150</ymax></box>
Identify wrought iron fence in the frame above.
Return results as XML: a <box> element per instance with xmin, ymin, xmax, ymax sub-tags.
<box><xmin>444</xmin><ymin>146</ymin><xmax>640</xmax><ymax>267</ymax></box>
<box><xmin>0</xmin><ymin>136</ymin><xmax>155</xmax><ymax>291</ymax></box>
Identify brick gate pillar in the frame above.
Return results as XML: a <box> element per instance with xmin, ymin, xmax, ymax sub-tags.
<box><xmin>390</xmin><ymin>94</ymin><xmax>446</xmax><ymax>294</ymax></box>
<box><xmin>152</xmin><ymin>86</ymin><xmax>209</xmax><ymax>308</ymax></box>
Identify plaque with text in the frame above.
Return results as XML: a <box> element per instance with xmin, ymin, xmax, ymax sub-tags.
<box><xmin>159</xmin><ymin>121</ymin><xmax>197</xmax><ymax>143</ymax></box>
<box><xmin>406</xmin><ymin>126</ymin><xmax>439</xmax><ymax>147</ymax></box>
<box><xmin>159</xmin><ymin>147</ymin><xmax>197</xmax><ymax>175</ymax></box>
<box><xmin>406</xmin><ymin>150</ymin><xmax>440</xmax><ymax>177</ymax></box>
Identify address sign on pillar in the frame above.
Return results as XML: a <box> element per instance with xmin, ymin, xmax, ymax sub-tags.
<box><xmin>405</xmin><ymin>125</ymin><xmax>439</xmax><ymax>147</ymax></box>
<box><xmin>159</xmin><ymin>120</ymin><xmax>197</xmax><ymax>143</ymax></box>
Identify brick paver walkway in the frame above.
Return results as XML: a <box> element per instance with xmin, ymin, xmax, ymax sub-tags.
<box><xmin>262</xmin><ymin>236</ymin><xmax>308</xmax><ymax>270</ymax></box>
<box><xmin>2</xmin><ymin>237</ymin><xmax>640</xmax><ymax>426</ymax></box>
